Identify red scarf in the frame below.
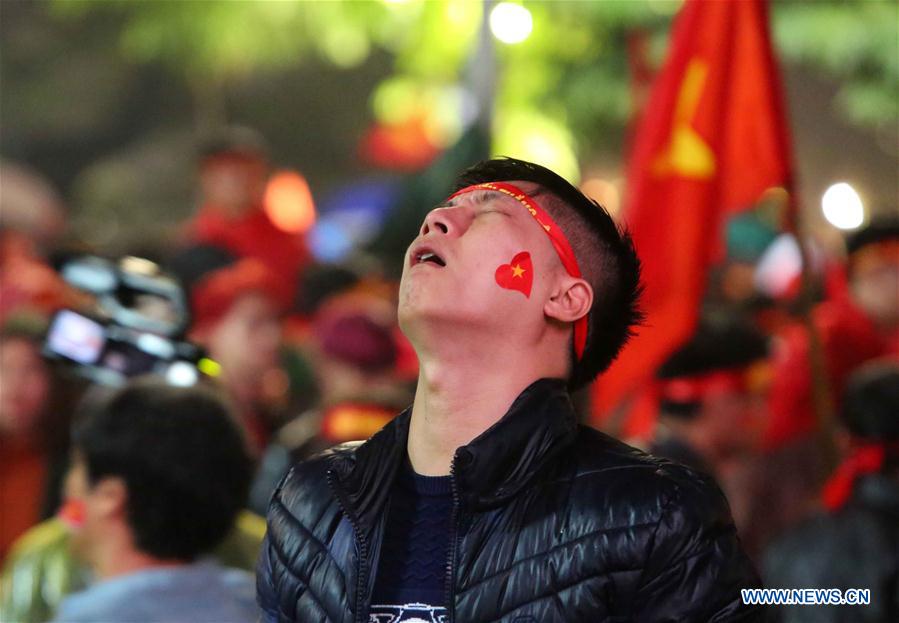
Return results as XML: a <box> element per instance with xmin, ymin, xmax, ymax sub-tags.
<box><xmin>821</xmin><ymin>442</ymin><xmax>891</xmax><ymax>511</ymax></box>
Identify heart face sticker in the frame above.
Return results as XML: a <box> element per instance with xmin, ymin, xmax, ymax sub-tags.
<box><xmin>495</xmin><ymin>251</ymin><xmax>533</xmax><ymax>298</ymax></box>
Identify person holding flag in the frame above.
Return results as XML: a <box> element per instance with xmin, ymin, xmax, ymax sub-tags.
<box><xmin>256</xmin><ymin>157</ymin><xmax>762</xmax><ymax>621</ymax></box>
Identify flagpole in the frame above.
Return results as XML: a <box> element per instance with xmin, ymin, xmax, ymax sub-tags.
<box><xmin>787</xmin><ymin>188</ymin><xmax>839</xmax><ymax>474</ymax></box>
<box><xmin>754</xmin><ymin>0</ymin><xmax>837</xmax><ymax>475</ymax></box>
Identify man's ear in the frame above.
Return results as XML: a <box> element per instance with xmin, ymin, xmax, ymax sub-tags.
<box><xmin>545</xmin><ymin>276</ymin><xmax>593</xmax><ymax>323</ymax></box>
<box><xmin>91</xmin><ymin>477</ymin><xmax>128</xmax><ymax>519</ymax></box>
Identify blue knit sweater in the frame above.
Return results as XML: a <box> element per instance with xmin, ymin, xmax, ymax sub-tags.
<box><xmin>369</xmin><ymin>458</ymin><xmax>453</xmax><ymax>622</ymax></box>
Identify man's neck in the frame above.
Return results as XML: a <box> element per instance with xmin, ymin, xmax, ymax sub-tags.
<box><xmin>93</xmin><ymin>543</ymin><xmax>186</xmax><ymax>581</ymax></box>
<box><xmin>407</xmin><ymin>342</ymin><xmax>564</xmax><ymax>476</ymax></box>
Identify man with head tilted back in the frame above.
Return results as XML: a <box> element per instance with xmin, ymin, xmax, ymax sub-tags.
<box><xmin>258</xmin><ymin>158</ymin><xmax>762</xmax><ymax>622</ymax></box>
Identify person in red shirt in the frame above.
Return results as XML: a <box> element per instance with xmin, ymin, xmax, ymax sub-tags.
<box><xmin>765</xmin><ymin>218</ymin><xmax>899</xmax><ymax>449</ymax></box>
<box><xmin>185</xmin><ymin>127</ymin><xmax>309</xmax><ymax>306</ymax></box>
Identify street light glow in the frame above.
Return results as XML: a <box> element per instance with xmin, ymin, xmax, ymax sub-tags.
<box><xmin>821</xmin><ymin>182</ymin><xmax>864</xmax><ymax>230</ymax></box>
<box><xmin>490</xmin><ymin>3</ymin><xmax>533</xmax><ymax>44</ymax></box>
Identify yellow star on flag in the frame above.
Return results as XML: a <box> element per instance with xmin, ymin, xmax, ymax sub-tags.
<box><xmin>651</xmin><ymin>59</ymin><xmax>715</xmax><ymax>179</ymax></box>
<box><xmin>512</xmin><ymin>264</ymin><xmax>526</xmax><ymax>278</ymax></box>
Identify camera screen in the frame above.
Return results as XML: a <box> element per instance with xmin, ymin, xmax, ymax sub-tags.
<box><xmin>100</xmin><ymin>341</ymin><xmax>159</xmax><ymax>377</ymax></box>
<box><xmin>46</xmin><ymin>310</ymin><xmax>106</xmax><ymax>364</ymax></box>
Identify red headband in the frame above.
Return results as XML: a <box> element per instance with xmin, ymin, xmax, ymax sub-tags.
<box><xmin>449</xmin><ymin>181</ymin><xmax>588</xmax><ymax>361</ymax></box>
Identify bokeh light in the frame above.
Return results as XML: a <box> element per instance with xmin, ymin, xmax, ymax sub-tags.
<box><xmin>821</xmin><ymin>182</ymin><xmax>864</xmax><ymax>230</ymax></box>
<box><xmin>264</xmin><ymin>170</ymin><xmax>316</xmax><ymax>234</ymax></box>
<box><xmin>580</xmin><ymin>178</ymin><xmax>621</xmax><ymax>217</ymax></box>
<box><xmin>489</xmin><ymin>3</ymin><xmax>533</xmax><ymax>44</ymax></box>
<box><xmin>494</xmin><ymin>111</ymin><xmax>579</xmax><ymax>184</ymax></box>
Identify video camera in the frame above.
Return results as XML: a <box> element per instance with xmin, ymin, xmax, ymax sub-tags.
<box><xmin>43</xmin><ymin>255</ymin><xmax>217</xmax><ymax>387</ymax></box>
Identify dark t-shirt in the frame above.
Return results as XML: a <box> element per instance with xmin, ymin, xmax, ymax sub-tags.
<box><xmin>369</xmin><ymin>459</ymin><xmax>453</xmax><ymax>622</ymax></box>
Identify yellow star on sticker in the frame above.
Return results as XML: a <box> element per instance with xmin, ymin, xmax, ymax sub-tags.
<box><xmin>512</xmin><ymin>264</ymin><xmax>526</xmax><ymax>278</ymax></box>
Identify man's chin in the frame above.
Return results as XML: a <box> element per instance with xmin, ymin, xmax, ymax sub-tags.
<box><xmin>397</xmin><ymin>303</ymin><xmax>455</xmax><ymax>337</ymax></box>
<box><xmin>396</xmin><ymin>303</ymin><xmax>429</xmax><ymax>337</ymax></box>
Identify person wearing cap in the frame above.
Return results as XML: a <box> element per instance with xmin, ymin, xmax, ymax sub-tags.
<box><xmin>187</xmin><ymin>254</ymin><xmax>289</xmax><ymax>455</ymax></box>
<box><xmin>651</xmin><ymin>320</ymin><xmax>783</xmax><ymax>560</ymax></box>
<box><xmin>185</xmin><ymin>126</ymin><xmax>309</xmax><ymax>305</ymax></box>
<box><xmin>651</xmin><ymin>320</ymin><xmax>770</xmax><ymax>478</ymax></box>
<box><xmin>257</xmin><ymin>158</ymin><xmax>762</xmax><ymax>622</ymax></box>
<box><xmin>293</xmin><ymin>308</ymin><xmax>409</xmax><ymax>453</ymax></box>
<box><xmin>764</xmin><ymin>360</ymin><xmax>899</xmax><ymax>623</ymax></box>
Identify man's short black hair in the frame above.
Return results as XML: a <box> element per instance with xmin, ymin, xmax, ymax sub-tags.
<box><xmin>454</xmin><ymin>157</ymin><xmax>643</xmax><ymax>389</ymax></box>
<box><xmin>72</xmin><ymin>378</ymin><xmax>252</xmax><ymax>561</ymax></box>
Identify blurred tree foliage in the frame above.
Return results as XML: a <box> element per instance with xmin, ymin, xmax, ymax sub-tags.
<box><xmin>774</xmin><ymin>0</ymin><xmax>898</xmax><ymax>130</ymax></box>
<box><xmin>48</xmin><ymin>0</ymin><xmax>899</xmax><ymax>160</ymax></box>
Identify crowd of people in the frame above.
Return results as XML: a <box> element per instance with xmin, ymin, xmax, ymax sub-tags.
<box><xmin>0</xmin><ymin>127</ymin><xmax>896</xmax><ymax>622</ymax></box>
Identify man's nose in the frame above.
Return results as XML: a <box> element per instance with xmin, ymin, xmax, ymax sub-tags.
<box><xmin>420</xmin><ymin>207</ymin><xmax>459</xmax><ymax>237</ymax></box>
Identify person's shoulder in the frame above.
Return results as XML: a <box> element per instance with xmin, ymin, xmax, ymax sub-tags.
<box><xmin>50</xmin><ymin>577</ymin><xmax>130</xmax><ymax>623</ymax></box>
<box><xmin>571</xmin><ymin>425</ymin><xmax>698</xmax><ymax>490</ymax></box>
<box><xmin>50</xmin><ymin>589</ymin><xmax>99</xmax><ymax>623</ymax></box>
<box><xmin>55</xmin><ymin>565</ymin><xmax>259</xmax><ymax>623</ymax></box>
<box><xmin>763</xmin><ymin>512</ymin><xmax>832</xmax><ymax>574</ymax></box>
<box><xmin>4</xmin><ymin>517</ymin><xmax>69</xmax><ymax>563</ymax></box>
<box><xmin>277</xmin><ymin>441</ymin><xmax>359</xmax><ymax>496</ymax></box>
<box><xmin>765</xmin><ymin>499</ymin><xmax>893</xmax><ymax>579</ymax></box>
<box><xmin>568</xmin><ymin>426</ymin><xmax>731</xmax><ymax>526</ymax></box>
<box><xmin>201</xmin><ymin>561</ymin><xmax>256</xmax><ymax>600</ymax></box>
<box><xmin>2</xmin><ymin>517</ymin><xmax>81</xmax><ymax>592</ymax></box>
<box><xmin>265</xmin><ymin>441</ymin><xmax>361</xmax><ymax>533</ymax></box>
<box><xmin>571</xmin><ymin>425</ymin><xmax>662</xmax><ymax>471</ymax></box>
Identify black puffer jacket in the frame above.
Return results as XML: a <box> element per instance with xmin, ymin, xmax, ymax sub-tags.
<box><xmin>257</xmin><ymin>378</ymin><xmax>762</xmax><ymax>622</ymax></box>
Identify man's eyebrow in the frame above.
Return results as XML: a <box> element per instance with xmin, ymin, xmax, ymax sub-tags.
<box><xmin>444</xmin><ymin>189</ymin><xmax>510</xmax><ymax>209</ymax></box>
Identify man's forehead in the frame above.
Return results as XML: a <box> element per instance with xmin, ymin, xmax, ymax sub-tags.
<box><xmin>444</xmin><ymin>180</ymin><xmax>547</xmax><ymax>209</ymax></box>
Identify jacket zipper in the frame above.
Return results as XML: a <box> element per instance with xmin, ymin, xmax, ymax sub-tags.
<box><xmin>444</xmin><ymin>453</ymin><xmax>462</xmax><ymax>623</ymax></box>
<box><xmin>326</xmin><ymin>468</ymin><xmax>371</xmax><ymax>623</ymax></box>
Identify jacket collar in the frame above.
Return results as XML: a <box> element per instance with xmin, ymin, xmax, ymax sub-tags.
<box><xmin>333</xmin><ymin>377</ymin><xmax>579</xmax><ymax>520</ymax></box>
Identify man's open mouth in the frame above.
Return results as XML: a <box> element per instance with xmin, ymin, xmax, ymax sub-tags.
<box><xmin>412</xmin><ymin>246</ymin><xmax>446</xmax><ymax>267</ymax></box>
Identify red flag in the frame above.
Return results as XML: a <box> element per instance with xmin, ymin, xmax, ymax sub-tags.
<box><xmin>594</xmin><ymin>0</ymin><xmax>794</xmax><ymax>437</ymax></box>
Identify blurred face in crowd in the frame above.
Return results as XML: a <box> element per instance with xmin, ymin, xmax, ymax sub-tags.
<box><xmin>206</xmin><ymin>292</ymin><xmax>281</xmax><ymax>379</ymax></box>
<box><xmin>398</xmin><ymin>184</ymin><xmax>590</xmax><ymax>355</ymax></box>
<box><xmin>695</xmin><ymin>362</ymin><xmax>771</xmax><ymax>462</ymax></box>
<box><xmin>850</xmin><ymin>247</ymin><xmax>899</xmax><ymax>329</ymax></box>
<box><xmin>199</xmin><ymin>154</ymin><xmax>268</xmax><ymax>218</ymax></box>
<box><xmin>0</xmin><ymin>337</ymin><xmax>50</xmax><ymax>436</ymax></box>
